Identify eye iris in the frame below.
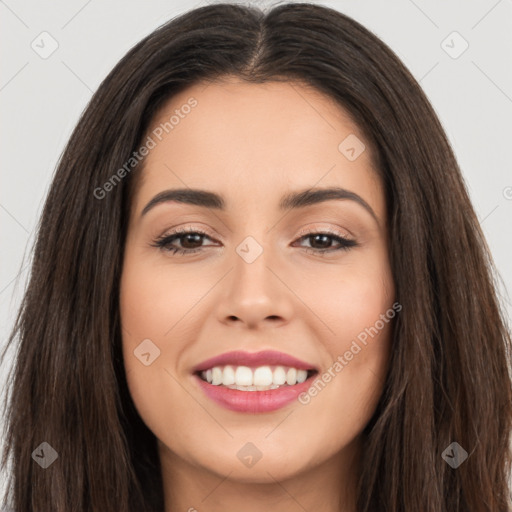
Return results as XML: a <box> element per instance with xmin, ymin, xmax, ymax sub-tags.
<box><xmin>310</xmin><ymin>234</ymin><xmax>332</xmax><ymax>249</ymax></box>
<box><xmin>181</xmin><ymin>233</ymin><xmax>203</xmax><ymax>248</ymax></box>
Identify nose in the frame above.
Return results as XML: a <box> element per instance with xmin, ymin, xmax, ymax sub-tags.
<box><xmin>216</xmin><ymin>246</ymin><xmax>294</xmax><ymax>330</ymax></box>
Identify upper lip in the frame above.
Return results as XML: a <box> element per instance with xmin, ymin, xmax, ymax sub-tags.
<box><xmin>193</xmin><ymin>350</ymin><xmax>318</xmax><ymax>373</ymax></box>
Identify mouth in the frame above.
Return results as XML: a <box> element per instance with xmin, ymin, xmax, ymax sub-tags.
<box><xmin>191</xmin><ymin>350</ymin><xmax>320</xmax><ymax>413</ymax></box>
<box><xmin>194</xmin><ymin>365</ymin><xmax>318</xmax><ymax>391</ymax></box>
<box><xmin>192</xmin><ymin>350</ymin><xmax>319</xmax><ymax>413</ymax></box>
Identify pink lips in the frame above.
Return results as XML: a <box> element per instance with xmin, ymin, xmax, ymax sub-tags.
<box><xmin>192</xmin><ymin>350</ymin><xmax>318</xmax><ymax>413</ymax></box>
<box><xmin>193</xmin><ymin>349</ymin><xmax>317</xmax><ymax>373</ymax></box>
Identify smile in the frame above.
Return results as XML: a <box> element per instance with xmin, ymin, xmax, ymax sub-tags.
<box><xmin>198</xmin><ymin>364</ymin><xmax>314</xmax><ymax>390</ymax></box>
<box><xmin>192</xmin><ymin>349</ymin><xmax>319</xmax><ymax>413</ymax></box>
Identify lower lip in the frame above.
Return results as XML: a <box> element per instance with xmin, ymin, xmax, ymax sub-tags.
<box><xmin>193</xmin><ymin>373</ymin><xmax>316</xmax><ymax>413</ymax></box>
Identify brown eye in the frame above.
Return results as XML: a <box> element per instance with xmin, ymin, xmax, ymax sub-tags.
<box><xmin>151</xmin><ymin>228</ymin><xmax>358</xmax><ymax>257</ymax></box>
<box><xmin>179</xmin><ymin>233</ymin><xmax>205</xmax><ymax>249</ymax></box>
<box><xmin>295</xmin><ymin>231</ymin><xmax>358</xmax><ymax>254</ymax></box>
<box><xmin>152</xmin><ymin>229</ymin><xmax>216</xmax><ymax>255</ymax></box>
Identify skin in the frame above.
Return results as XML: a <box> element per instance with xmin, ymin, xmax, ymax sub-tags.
<box><xmin>120</xmin><ymin>77</ymin><xmax>395</xmax><ymax>512</ymax></box>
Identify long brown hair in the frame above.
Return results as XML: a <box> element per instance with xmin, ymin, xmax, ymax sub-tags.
<box><xmin>1</xmin><ymin>3</ymin><xmax>511</xmax><ymax>511</ymax></box>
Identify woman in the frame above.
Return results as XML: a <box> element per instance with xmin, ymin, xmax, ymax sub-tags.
<box><xmin>1</xmin><ymin>2</ymin><xmax>511</xmax><ymax>511</ymax></box>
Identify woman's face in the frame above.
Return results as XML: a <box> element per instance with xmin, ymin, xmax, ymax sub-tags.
<box><xmin>120</xmin><ymin>78</ymin><xmax>395</xmax><ymax>485</ymax></box>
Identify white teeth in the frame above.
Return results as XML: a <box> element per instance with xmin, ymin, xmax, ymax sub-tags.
<box><xmin>296</xmin><ymin>369</ymin><xmax>307</xmax><ymax>383</ymax></box>
<box><xmin>273</xmin><ymin>366</ymin><xmax>286</xmax><ymax>385</ymax></box>
<box><xmin>211</xmin><ymin>367</ymin><xmax>223</xmax><ymax>385</ymax></box>
<box><xmin>200</xmin><ymin>364</ymin><xmax>313</xmax><ymax>388</ymax></box>
<box><xmin>235</xmin><ymin>366</ymin><xmax>253</xmax><ymax>386</ymax></box>
<box><xmin>253</xmin><ymin>366</ymin><xmax>273</xmax><ymax>386</ymax></box>
<box><xmin>286</xmin><ymin>367</ymin><xmax>297</xmax><ymax>385</ymax></box>
<box><xmin>225</xmin><ymin>384</ymin><xmax>281</xmax><ymax>391</ymax></box>
<box><xmin>222</xmin><ymin>365</ymin><xmax>235</xmax><ymax>385</ymax></box>
<box><xmin>256</xmin><ymin>384</ymin><xmax>279</xmax><ymax>391</ymax></box>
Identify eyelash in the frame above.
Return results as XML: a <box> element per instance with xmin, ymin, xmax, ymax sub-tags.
<box><xmin>151</xmin><ymin>226</ymin><xmax>358</xmax><ymax>256</ymax></box>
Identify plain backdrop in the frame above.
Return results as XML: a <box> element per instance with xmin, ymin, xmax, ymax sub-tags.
<box><xmin>1</xmin><ymin>0</ymin><xmax>511</xmax><ymax>501</ymax></box>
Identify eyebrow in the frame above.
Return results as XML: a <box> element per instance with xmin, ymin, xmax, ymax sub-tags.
<box><xmin>140</xmin><ymin>186</ymin><xmax>379</xmax><ymax>224</ymax></box>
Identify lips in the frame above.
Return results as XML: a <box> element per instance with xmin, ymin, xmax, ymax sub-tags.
<box><xmin>191</xmin><ymin>350</ymin><xmax>319</xmax><ymax>413</ymax></box>
<box><xmin>194</xmin><ymin>374</ymin><xmax>316</xmax><ymax>413</ymax></box>
<box><xmin>192</xmin><ymin>350</ymin><xmax>318</xmax><ymax>373</ymax></box>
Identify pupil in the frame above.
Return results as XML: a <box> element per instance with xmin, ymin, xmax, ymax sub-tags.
<box><xmin>182</xmin><ymin>234</ymin><xmax>202</xmax><ymax>248</ymax></box>
<box><xmin>311</xmin><ymin>234</ymin><xmax>330</xmax><ymax>249</ymax></box>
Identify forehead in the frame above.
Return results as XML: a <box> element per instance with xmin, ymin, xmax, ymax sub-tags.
<box><xmin>134</xmin><ymin>78</ymin><xmax>384</xmax><ymax>220</ymax></box>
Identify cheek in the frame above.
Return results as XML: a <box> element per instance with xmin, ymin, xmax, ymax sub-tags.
<box><xmin>119</xmin><ymin>264</ymin><xmax>185</xmax><ymax>439</ymax></box>
<box><xmin>119</xmin><ymin>253</ymin><xmax>174</xmax><ymax>416</ymax></box>
<box><xmin>302</xmin><ymin>250</ymin><xmax>394</xmax><ymax>346</ymax></box>
<box><xmin>119</xmin><ymin>251</ymin><xmax>199</xmax><ymax>340</ymax></box>
<box><xmin>119</xmin><ymin>248</ymin><xmax>215</xmax><ymax>428</ymax></box>
<box><xmin>298</xmin><ymin>250</ymin><xmax>394</xmax><ymax>414</ymax></box>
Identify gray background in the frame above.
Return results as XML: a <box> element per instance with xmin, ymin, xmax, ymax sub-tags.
<box><xmin>1</xmin><ymin>0</ymin><xmax>511</xmax><ymax>500</ymax></box>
